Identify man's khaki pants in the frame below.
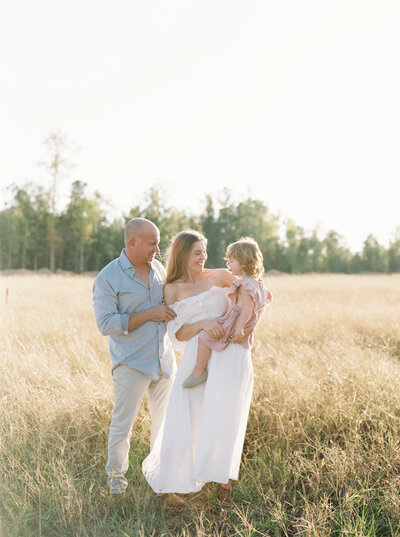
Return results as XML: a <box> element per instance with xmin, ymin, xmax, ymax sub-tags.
<box><xmin>106</xmin><ymin>364</ymin><xmax>174</xmax><ymax>494</ymax></box>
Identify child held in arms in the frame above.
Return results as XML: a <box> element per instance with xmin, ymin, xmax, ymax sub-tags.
<box><xmin>183</xmin><ymin>237</ymin><xmax>272</xmax><ymax>389</ymax></box>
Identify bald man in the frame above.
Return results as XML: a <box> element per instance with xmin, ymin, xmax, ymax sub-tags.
<box><xmin>93</xmin><ymin>218</ymin><xmax>177</xmax><ymax>495</ymax></box>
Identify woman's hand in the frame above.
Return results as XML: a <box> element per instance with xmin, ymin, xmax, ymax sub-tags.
<box><xmin>229</xmin><ymin>321</ymin><xmax>256</xmax><ymax>343</ymax></box>
<box><xmin>202</xmin><ymin>320</ymin><xmax>225</xmax><ymax>339</ymax></box>
<box><xmin>229</xmin><ymin>329</ymin><xmax>245</xmax><ymax>343</ymax></box>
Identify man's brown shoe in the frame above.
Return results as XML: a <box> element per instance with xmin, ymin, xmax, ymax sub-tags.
<box><xmin>157</xmin><ymin>493</ymin><xmax>185</xmax><ymax>507</ymax></box>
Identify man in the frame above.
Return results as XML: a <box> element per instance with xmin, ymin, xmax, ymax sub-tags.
<box><xmin>93</xmin><ymin>218</ymin><xmax>177</xmax><ymax>495</ymax></box>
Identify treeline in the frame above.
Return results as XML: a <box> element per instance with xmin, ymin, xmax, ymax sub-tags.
<box><xmin>1</xmin><ymin>181</ymin><xmax>400</xmax><ymax>274</ymax></box>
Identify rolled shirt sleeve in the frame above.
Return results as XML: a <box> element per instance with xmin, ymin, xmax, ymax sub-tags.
<box><xmin>93</xmin><ymin>275</ymin><xmax>130</xmax><ymax>336</ymax></box>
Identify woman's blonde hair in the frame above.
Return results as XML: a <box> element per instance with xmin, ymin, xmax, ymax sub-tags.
<box><xmin>166</xmin><ymin>230</ymin><xmax>207</xmax><ymax>284</ymax></box>
<box><xmin>225</xmin><ymin>237</ymin><xmax>265</xmax><ymax>279</ymax></box>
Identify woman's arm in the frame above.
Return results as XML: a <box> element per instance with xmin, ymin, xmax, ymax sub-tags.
<box><xmin>175</xmin><ymin>319</ymin><xmax>225</xmax><ymax>342</ymax></box>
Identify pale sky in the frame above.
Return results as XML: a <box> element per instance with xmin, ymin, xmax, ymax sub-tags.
<box><xmin>1</xmin><ymin>0</ymin><xmax>399</xmax><ymax>253</ymax></box>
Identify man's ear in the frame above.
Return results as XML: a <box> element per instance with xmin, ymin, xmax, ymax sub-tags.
<box><xmin>127</xmin><ymin>237</ymin><xmax>136</xmax><ymax>248</ymax></box>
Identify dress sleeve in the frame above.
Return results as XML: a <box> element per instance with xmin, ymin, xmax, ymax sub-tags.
<box><xmin>232</xmin><ymin>278</ymin><xmax>273</xmax><ymax>311</ymax></box>
<box><xmin>166</xmin><ymin>306</ymin><xmax>187</xmax><ymax>352</ymax></box>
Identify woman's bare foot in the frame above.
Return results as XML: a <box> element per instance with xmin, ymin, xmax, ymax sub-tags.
<box><xmin>220</xmin><ymin>479</ymin><xmax>232</xmax><ymax>490</ymax></box>
<box><xmin>218</xmin><ymin>480</ymin><xmax>233</xmax><ymax>501</ymax></box>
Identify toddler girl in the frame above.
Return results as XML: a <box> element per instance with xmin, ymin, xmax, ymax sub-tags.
<box><xmin>183</xmin><ymin>237</ymin><xmax>272</xmax><ymax>389</ymax></box>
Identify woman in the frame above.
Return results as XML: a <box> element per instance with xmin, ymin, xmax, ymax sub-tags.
<box><xmin>142</xmin><ymin>230</ymin><xmax>260</xmax><ymax>497</ymax></box>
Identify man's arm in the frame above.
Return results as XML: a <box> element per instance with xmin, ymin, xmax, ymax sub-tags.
<box><xmin>93</xmin><ymin>275</ymin><xmax>175</xmax><ymax>336</ymax></box>
<box><xmin>127</xmin><ymin>304</ymin><xmax>176</xmax><ymax>331</ymax></box>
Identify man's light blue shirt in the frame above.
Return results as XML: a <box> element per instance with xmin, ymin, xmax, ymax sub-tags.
<box><xmin>93</xmin><ymin>250</ymin><xmax>176</xmax><ymax>379</ymax></box>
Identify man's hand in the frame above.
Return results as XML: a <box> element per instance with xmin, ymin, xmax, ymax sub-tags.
<box><xmin>150</xmin><ymin>305</ymin><xmax>177</xmax><ymax>322</ymax></box>
<box><xmin>128</xmin><ymin>305</ymin><xmax>176</xmax><ymax>332</ymax></box>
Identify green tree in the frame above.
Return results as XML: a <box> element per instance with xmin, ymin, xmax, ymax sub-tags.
<box><xmin>60</xmin><ymin>181</ymin><xmax>104</xmax><ymax>272</ymax></box>
<box><xmin>322</xmin><ymin>231</ymin><xmax>351</xmax><ymax>273</ymax></box>
<box><xmin>89</xmin><ymin>218</ymin><xmax>125</xmax><ymax>272</ymax></box>
<box><xmin>284</xmin><ymin>220</ymin><xmax>301</xmax><ymax>273</ymax></box>
<box><xmin>0</xmin><ymin>207</ymin><xmax>18</xmax><ymax>270</ymax></box>
<box><xmin>309</xmin><ymin>229</ymin><xmax>323</xmax><ymax>272</ymax></box>
<box><xmin>361</xmin><ymin>234</ymin><xmax>387</xmax><ymax>272</ymax></box>
<box><xmin>0</xmin><ymin>183</ymin><xmax>51</xmax><ymax>270</ymax></box>
<box><xmin>126</xmin><ymin>186</ymin><xmax>191</xmax><ymax>260</ymax></box>
<box><xmin>297</xmin><ymin>236</ymin><xmax>313</xmax><ymax>272</ymax></box>
<box><xmin>38</xmin><ymin>131</ymin><xmax>72</xmax><ymax>271</ymax></box>
<box><xmin>388</xmin><ymin>227</ymin><xmax>400</xmax><ymax>273</ymax></box>
<box><xmin>214</xmin><ymin>190</ymin><xmax>238</xmax><ymax>265</ymax></box>
<box><xmin>13</xmin><ymin>184</ymin><xmax>52</xmax><ymax>269</ymax></box>
<box><xmin>199</xmin><ymin>195</ymin><xmax>221</xmax><ymax>268</ymax></box>
<box><xmin>235</xmin><ymin>198</ymin><xmax>280</xmax><ymax>270</ymax></box>
<box><xmin>1</xmin><ymin>169</ymin><xmax>399</xmax><ymax>275</ymax></box>
<box><xmin>350</xmin><ymin>252</ymin><xmax>363</xmax><ymax>273</ymax></box>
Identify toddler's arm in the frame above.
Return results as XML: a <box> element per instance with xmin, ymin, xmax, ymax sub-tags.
<box><xmin>229</xmin><ymin>285</ymin><xmax>254</xmax><ymax>343</ymax></box>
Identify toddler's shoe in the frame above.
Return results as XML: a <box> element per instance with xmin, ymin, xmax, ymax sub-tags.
<box><xmin>182</xmin><ymin>371</ymin><xmax>208</xmax><ymax>389</ymax></box>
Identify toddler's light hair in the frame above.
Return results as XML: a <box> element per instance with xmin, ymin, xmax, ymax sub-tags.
<box><xmin>225</xmin><ymin>237</ymin><xmax>265</xmax><ymax>279</ymax></box>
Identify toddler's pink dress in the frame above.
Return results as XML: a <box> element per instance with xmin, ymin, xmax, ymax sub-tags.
<box><xmin>199</xmin><ymin>276</ymin><xmax>272</xmax><ymax>351</ymax></box>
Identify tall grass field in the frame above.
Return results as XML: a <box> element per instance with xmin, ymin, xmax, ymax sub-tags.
<box><xmin>1</xmin><ymin>273</ymin><xmax>400</xmax><ymax>537</ymax></box>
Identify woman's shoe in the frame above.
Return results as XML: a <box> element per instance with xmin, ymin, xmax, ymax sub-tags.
<box><xmin>182</xmin><ymin>371</ymin><xmax>208</xmax><ymax>389</ymax></box>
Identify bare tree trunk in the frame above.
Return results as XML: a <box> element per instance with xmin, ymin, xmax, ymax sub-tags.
<box><xmin>49</xmin><ymin>169</ymin><xmax>57</xmax><ymax>272</ymax></box>
<box><xmin>7</xmin><ymin>246</ymin><xmax>12</xmax><ymax>269</ymax></box>
<box><xmin>49</xmin><ymin>220</ymin><xmax>55</xmax><ymax>271</ymax></box>
<box><xmin>21</xmin><ymin>239</ymin><xmax>26</xmax><ymax>269</ymax></box>
<box><xmin>21</xmin><ymin>225</ymin><xmax>27</xmax><ymax>268</ymax></box>
<box><xmin>40</xmin><ymin>132</ymin><xmax>71</xmax><ymax>272</ymax></box>
<box><xmin>79</xmin><ymin>235</ymin><xmax>85</xmax><ymax>273</ymax></box>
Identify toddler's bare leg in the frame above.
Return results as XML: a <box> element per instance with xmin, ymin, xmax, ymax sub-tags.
<box><xmin>192</xmin><ymin>339</ymin><xmax>211</xmax><ymax>378</ymax></box>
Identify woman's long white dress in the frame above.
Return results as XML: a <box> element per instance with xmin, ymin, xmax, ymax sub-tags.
<box><xmin>142</xmin><ymin>285</ymin><xmax>254</xmax><ymax>493</ymax></box>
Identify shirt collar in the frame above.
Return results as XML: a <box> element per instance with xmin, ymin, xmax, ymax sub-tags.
<box><xmin>119</xmin><ymin>249</ymin><xmax>157</xmax><ymax>274</ymax></box>
<box><xmin>119</xmin><ymin>249</ymin><xmax>135</xmax><ymax>273</ymax></box>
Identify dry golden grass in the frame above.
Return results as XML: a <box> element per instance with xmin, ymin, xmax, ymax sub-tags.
<box><xmin>1</xmin><ymin>273</ymin><xmax>400</xmax><ymax>537</ymax></box>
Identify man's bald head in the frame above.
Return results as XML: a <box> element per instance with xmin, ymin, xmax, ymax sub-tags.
<box><xmin>124</xmin><ymin>218</ymin><xmax>159</xmax><ymax>246</ymax></box>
